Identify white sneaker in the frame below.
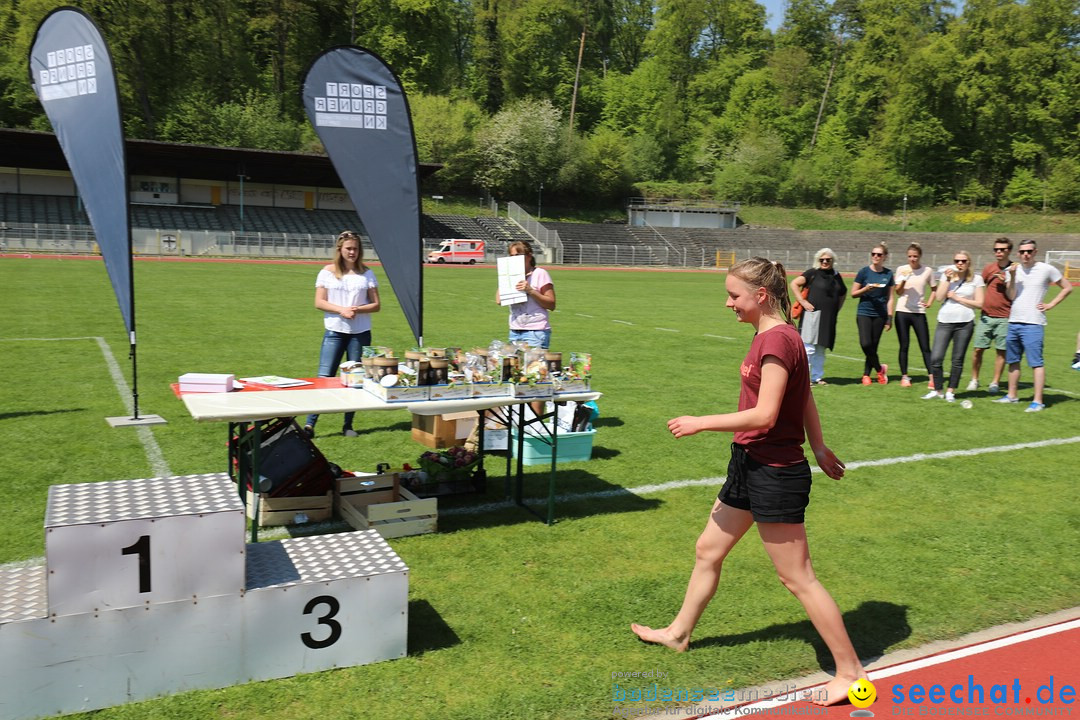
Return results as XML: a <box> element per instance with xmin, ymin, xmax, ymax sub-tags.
<box><xmin>944</xmin><ymin>391</ymin><xmax>956</xmax><ymax>402</ymax></box>
<box><xmin>922</xmin><ymin>390</ymin><xmax>942</xmax><ymax>400</ymax></box>
<box><xmin>988</xmin><ymin>383</ymin><xmax>1000</xmax><ymax>394</ymax></box>
<box><xmin>965</xmin><ymin>379</ymin><xmax>979</xmax><ymax>392</ymax></box>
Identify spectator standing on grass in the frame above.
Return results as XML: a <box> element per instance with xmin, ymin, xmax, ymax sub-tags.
<box><xmin>303</xmin><ymin>230</ymin><xmax>380</xmax><ymax>438</ymax></box>
<box><xmin>966</xmin><ymin>237</ymin><xmax>1015</xmax><ymax>394</ymax></box>
<box><xmin>995</xmin><ymin>240</ymin><xmax>1072</xmax><ymax>412</ymax></box>
<box><xmin>630</xmin><ymin>257</ymin><xmax>863</xmax><ymax>707</ymax></box>
<box><xmin>851</xmin><ymin>243</ymin><xmax>895</xmax><ymax>385</ymax></box>
<box><xmin>496</xmin><ymin>240</ymin><xmax>556</xmax><ymax>349</ymax></box>
<box><xmin>790</xmin><ymin>248</ymin><xmax>846</xmax><ymax>385</ymax></box>
<box><xmin>893</xmin><ymin>243</ymin><xmax>936</xmax><ymax>388</ymax></box>
<box><xmin>923</xmin><ymin>251</ymin><xmax>983</xmax><ymax>402</ymax></box>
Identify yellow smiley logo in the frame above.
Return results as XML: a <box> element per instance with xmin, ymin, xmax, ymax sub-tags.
<box><xmin>848</xmin><ymin>678</ymin><xmax>876</xmax><ymax>708</ymax></box>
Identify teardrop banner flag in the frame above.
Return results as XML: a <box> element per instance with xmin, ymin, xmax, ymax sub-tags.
<box><xmin>301</xmin><ymin>46</ymin><xmax>423</xmax><ymax>344</ymax></box>
<box><xmin>28</xmin><ymin>7</ymin><xmax>158</xmax><ymax>423</ymax></box>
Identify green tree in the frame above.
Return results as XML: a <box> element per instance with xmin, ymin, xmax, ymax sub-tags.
<box><xmin>474</xmin><ymin>97</ymin><xmax>566</xmax><ymax>198</ymax></box>
<box><xmin>410</xmin><ymin>92</ymin><xmax>484</xmax><ymax>191</ymax></box>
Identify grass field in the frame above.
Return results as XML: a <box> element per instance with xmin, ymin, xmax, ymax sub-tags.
<box><xmin>1</xmin><ymin>256</ymin><xmax>1078</xmax><ymax>720</ymax></box>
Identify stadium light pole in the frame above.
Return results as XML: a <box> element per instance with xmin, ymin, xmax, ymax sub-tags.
<box><xmin>902</xmin><ymin>193</ymin><xmax>908</xmax><ymax>231</ymax></box>
<box><xmin>238</xmin><ymin>172</ymin><xmax>248</xmax><ymax>235</ymax></box>
<box><xmin>538</xmin><ymin>182</ymin><xmax>543</xmax><ymax>220</ymax></box>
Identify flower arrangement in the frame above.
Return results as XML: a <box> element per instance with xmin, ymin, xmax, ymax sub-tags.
<box><xmin>417</xmin><ymin>446</ymin><xmax>479</xmax><ymax>482</ymax></box>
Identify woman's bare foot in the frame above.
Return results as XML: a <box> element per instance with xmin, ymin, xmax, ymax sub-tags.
<box><xmin>804</xmin><ymin>673</ymin><xmax>867</xmax><ymax>707</ymax></box>
<box><xmin>630</xmin><ymin>623</ymin><xmax>689</xmax><ymax>652</ymax></box>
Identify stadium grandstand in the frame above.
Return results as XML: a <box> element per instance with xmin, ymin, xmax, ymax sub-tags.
<box><xmin>3</xmin><ymin>128</ymin><xmax>1078</xmax><ymax>269</ymax></box>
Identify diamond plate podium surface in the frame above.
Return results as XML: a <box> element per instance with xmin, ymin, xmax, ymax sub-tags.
<box><xmin>0</xmin><ymin>565</ymin><xmax>46</xmax><ymax>624</ymax></box>
<box><xmin>46</xmin><ymin>472</ymin><xmax>241</xmax><ymax>526</ymax></box>
<box><xmin>246</xmin><ymin>529</ymin><xmax>408</xmax><ymax>589</ymax></box>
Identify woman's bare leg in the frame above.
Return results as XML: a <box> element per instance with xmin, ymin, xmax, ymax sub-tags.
<box><xmin>758</xmin><ymin>522</ymin><xmax>865</xmax><ymax>706</ymax></box>
<box><xmin>631</xmin><ymin>500</ymin><xmax>754</xmax><ymax>651</ymax></box>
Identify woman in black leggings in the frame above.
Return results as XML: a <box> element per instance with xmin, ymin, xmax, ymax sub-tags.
<box><xmin>851</xmin><ymin>243</ymin><xmax>895</xmax><ymax>384</ymax></box>
<box><xmin>893</xmin><ymin>243</ymin><xmax>937</xmax><ymax>388</ymax></box>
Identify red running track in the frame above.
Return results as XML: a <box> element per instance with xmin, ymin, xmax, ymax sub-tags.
<box><xmin>695</xmin><ymin>618</ymin><xmax>1079</xmax><ymax>719</ymax></box>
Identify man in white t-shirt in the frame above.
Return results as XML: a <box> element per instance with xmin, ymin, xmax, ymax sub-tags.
<box><xmin>994</xmin><ymin>240</ymin><xmax>1072</xmax><ymax>411</ymax></box>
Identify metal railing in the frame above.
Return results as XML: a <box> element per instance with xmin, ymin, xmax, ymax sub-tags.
<box><xmin>0</xmin><ymin>221</ymin><xmax>1052</xmax><ymax>273</ymax></box>
<box><xmin>506</xmin><ymin>202</ymin><xmax>564</xmax><ymax>263</ymax></box>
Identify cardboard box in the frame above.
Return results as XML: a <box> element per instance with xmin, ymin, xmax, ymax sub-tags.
<box><xmin>428</xmin><ymin>383</ymin><xmax>470</xmax><ymax>401</ymax></box>
<box><xmin>412</xmin><ymin>411</ymin><xmax>476</xmax><ymax>448</ymax></box>
<box><xmin>469</xmin><ymin>382</ymin><xmax>511</xmax><ymax>399</ymax></box>
<box><xmin>363</xmin><ymin>377</ymin><xmax>430</xmax><ymax>403</ymax></box>
<box><xmin>554</xmin><ymin>377</ymin><xmax>591</xmax><ymax>393</ymax></box>
<box><xmin>245</xmin><ymin>490</ymin><xmax>333</xmax><ymax>527</ymax></box>
<box><xmin>513</xmin><ymin>382</ymin><xmax>553</xmax><ymax>399</ymax></box>
<box><xmin>179</xmin><ymin>372</ymin><xmax>235</xmax><ymax>393</ymax></box>
<box><xmin>335</xmin><ymin>473</ymin><xmax>437</xmax><ymax>539</ymax></box>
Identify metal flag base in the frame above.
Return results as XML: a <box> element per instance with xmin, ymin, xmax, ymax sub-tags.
<box><xmin>106</xmin><ymin>414</ymin><xmax>167</xmax><ymax>427</ymax></box>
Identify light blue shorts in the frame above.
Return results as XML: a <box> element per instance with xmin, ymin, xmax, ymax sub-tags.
<box><xmin>509</xmin><ymin>329</ymin><xmax>551</xmax><ymax>349</ymax></box>
<box><xmin>1005</xmin><ymin>323</ymin><xmax>1044</xmax><ymax>368</ymax></box>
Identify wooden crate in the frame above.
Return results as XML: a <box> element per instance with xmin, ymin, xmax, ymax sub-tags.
<box><xmin>335</xmin><ymin>473</ymin><xmax>437</xmax><ymax>539</ymax></box>
<box><xmin>245</xmin><ymin>490</ymin><xmax>333</xmax><ymax>527</ymax></box>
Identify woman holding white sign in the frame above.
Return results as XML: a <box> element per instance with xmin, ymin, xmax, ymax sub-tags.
<box><xmin>495</xmin><ymin>240</ymin><xmax>556</xmax><ymax>348</ymax></box>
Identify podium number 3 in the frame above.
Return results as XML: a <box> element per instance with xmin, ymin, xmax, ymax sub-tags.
<box><xmin>302</xmin><ymin>596</ymin><xmax>342</xmax><ymax>649</ymax></box>
<box><xmin>121</xmin><ymin>535</ymin><xmax>151</xmax><ymax>593</ymax></box>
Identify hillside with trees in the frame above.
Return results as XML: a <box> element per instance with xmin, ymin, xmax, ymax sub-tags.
<box><xmin>0</xmin><ymin>0</ymin><xmax>1076</xmax><ymax>211</ymax></box>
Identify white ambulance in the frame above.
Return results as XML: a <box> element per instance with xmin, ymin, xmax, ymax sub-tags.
<box><xmin>427</xmin><ymin>239</ymin><xmax>485</xmax><ymax>264</ymax></box>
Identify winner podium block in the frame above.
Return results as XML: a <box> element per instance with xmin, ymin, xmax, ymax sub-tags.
<box><xmin>0</xmin><ymin>473</ymin><xmax>409</xmax><ymax>720</ymax></box>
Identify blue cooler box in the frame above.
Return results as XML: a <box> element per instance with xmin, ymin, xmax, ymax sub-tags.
<box><xmin>511</xmin><ymin>428</ymin><xmax>595</xmax><ymax>465</ymax></box>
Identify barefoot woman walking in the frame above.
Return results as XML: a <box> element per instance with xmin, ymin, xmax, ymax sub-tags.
<box><xmin>630</xmin><ymin>258</ymin><xmax>865</xmax><ymax>707</ymax></box>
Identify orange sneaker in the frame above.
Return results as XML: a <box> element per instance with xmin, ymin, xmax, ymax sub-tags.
<box><xmin>862</xmin><ymin>375</ymin><xmax>872</xmax><ymax>385</ymax></box>
<box><xmin>877</xmin><ymin>364</ymin><xmax>889</xmax><ymax>384</ymax></box>
<box><xmin>928</xmin><ymin>377</ymin><xmax>935</xmax><ymax>390</ymax></box>
<box><xmin>900</xmin><ymin>376</ymin><xmax>912</xmax><ymax>387</ymax></box>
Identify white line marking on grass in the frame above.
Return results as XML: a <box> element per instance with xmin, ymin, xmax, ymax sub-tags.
<box><xmin>1047</xmin><ymin>386</ymin><xmax>1080</xmax><ymax>398</ymax></box>
<box><xmin>442</xmin><ymin>436</ymin><xmax>1080</xmax><ymax>516</ymax></box>
<box><xmin>613</xmin><ymin>320</ymin><xmax>634</xmax><ymax>325</ymax></box>
<box><xmin>2</xmin><ymin>336</ymin><xmax>171</xmax><ymax>477</ymax></box>
<box><xmin>575</xmin><ymin>313</ymin><xmax>595</xmax><ymax>318</ymax></box>
<box><xmin>704</xmin><ymin>334</ymin><xmax>735</xmax><ymax>340</ymax></box>
<box><xmin>830</xmin><ymin>353</ymin><xmax>863</xmax><ymax>362</ymax></box>
<box><xmin>655</xmin><ymin>327</ymin><xmax>680</xmax><ymax>332</ymax></box>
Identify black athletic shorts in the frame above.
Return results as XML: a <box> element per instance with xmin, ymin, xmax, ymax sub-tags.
<box><xmin>718</xmin><ymin>443</ymin><xmax>812</xmax><ymax>524</ymax></box>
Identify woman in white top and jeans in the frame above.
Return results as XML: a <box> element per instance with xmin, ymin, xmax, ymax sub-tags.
<box><xmin>893</xmin><ymin>243</ymin><xmax>936</xmax><ymax>388</ymax></box>
<box><xmin>924</xmin><ymin>251</ymin><xmax>984</xmax><ymax>402</ymax></box>
<box><xmin>303</xmin><ymin>231</ymin><xmax>380</xmax><ymax>437</ymax></box>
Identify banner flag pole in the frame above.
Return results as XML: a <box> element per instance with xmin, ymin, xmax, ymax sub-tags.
<box><xmin>28</xmin><ymin>6</ymin><xmax>164</xmax><ymax>426</ymax></box>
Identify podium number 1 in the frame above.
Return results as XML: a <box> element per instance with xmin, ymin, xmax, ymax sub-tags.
<box><xmin>121</xmin><ymin>535</ymin><xmax>152</xmax><ymax>593</ymax></box>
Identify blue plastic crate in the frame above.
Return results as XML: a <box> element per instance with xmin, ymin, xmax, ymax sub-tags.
<box><xmin>510</xmin><ymin>428</ymin><xmax>595</xmax><ymax>465</ymax></box>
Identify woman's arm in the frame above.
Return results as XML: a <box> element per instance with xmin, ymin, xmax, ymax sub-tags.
<box><xmin>934</xmin><ymin>278</ymin><xmax>950</xmax><ymax>303</ymax></box>
<box><xmin>668</xmin><ymin>358</ymin><xmax>788</xmax><ymax>437</ymax></box>
<box><xmin>523</xmin><ymin>282</ymin><xmax>556</xmax><ymax>311</ymax></box>
<box><xmin>314</xmin><ymin>286</ymin><xmax>357</xmax><ymax>319</ymax></box>
<box><xmin>353</xmin><ymin>286</ymin><xmax>381</xmax><ymax>314</ymax></box>
<box><xmin>804</xmin><ymin>390</ymin><xmax>845</xmax><ymax>480</ymax></box>
<box><xmin>850</xmin><ymin>281</ymin><xmax>871</xmax><ymax>298</ymax></box>
<box><xmin>791</xmin><ymin>275</ymin><xmax>814</xmax><ymax>312</ymax></box>
<box><xmin>885</xmin><ymin>288</ymin><xmax>895</xmax><ymax>329</ymax></box>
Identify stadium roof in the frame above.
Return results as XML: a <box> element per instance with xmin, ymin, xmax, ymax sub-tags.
<box><xmin>0</xmin><ymin>128</ymin><xmax>441</xmax><ymax>187</ymax></box>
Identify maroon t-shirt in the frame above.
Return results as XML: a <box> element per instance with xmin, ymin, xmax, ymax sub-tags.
<box><xmin>733</xmin><ymin>324</ymin><xmax>809</xmax><ymax>466</ymax></box>
<box><xmin>980</xmin><ymin>261</ymin><xmax>1012</xmax><ymax>318</ymax></box>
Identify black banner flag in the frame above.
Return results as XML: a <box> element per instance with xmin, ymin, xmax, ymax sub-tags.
<box><xmin>29</xmin><ymin>7</ymin><xmax>132</xmax><ymax>338</ymax></box>
<box><xmin>29</xmin><ymin>7</ymin><xmax>153</xmax><ymax>421</ymax></box>
<box><xmin>301</xmin><ymin>46</ymin><xmax>423</xmax><ymax>343</ymax></box>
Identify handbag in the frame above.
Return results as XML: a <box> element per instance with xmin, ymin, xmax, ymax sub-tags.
<box><xmin>792</xmin><ymin>286</ymin><xmax>809</xmax><ymax>319</ymax></box>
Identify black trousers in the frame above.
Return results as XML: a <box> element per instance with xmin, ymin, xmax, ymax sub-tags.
<box><xmin>895</xmin><ymin>312</ymin><xmax>932</xmax><ymax>377</ymax></box>
<box><xmin>856</xmin><ymin>315</ymin><xmax>886</xmax><ymax>376</ymax></box>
